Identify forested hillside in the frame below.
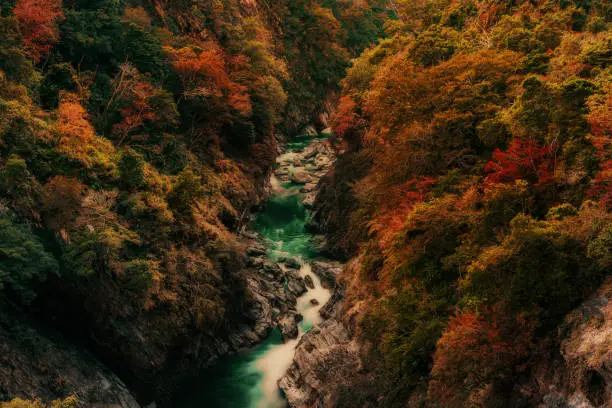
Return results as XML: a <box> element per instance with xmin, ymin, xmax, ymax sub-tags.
<box><xmin>314</xmin><ymin>0</ymin><xmax>611</xmax><ymax>406</ymax></box>
<box><xmin>1</xmin><ymin>0</ymin><xmax>610</xmax><ymax>407</ymax></box>
<box><xmin>0</xmin><ymin>0</ymin><xmax>387</xmax><ymax>406</ymax></box>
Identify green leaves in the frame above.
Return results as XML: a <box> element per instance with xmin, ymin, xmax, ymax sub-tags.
<box><xmin>0</xmin><ymin>214</ymin><xmax>58</xmax><ymax>304</ymax></box>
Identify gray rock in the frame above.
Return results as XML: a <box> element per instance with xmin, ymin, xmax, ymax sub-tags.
<box><xmin>278</xmin><ymin>320</ymin><xmax>359</xmax><ymax>408</ymax></box>
<box><xmin>311</xmin><ymin>260</ymin><xmax>343</xmax><ymax>289</ymax></box>
<box><xmin>287</xmin><ymin>274</ymin><xmax>307</xmax><ymax>296</ymax></box>
<box><xmin>263</xmin><ymin>261</ymin><xmax>283</xmax><ymax>278</ymax></box>
<box><xmin>303</xmin><ymin>192</ymin><xmax>316</xmax><ymax>209</ymax></box>
<box><xmin>314</xmin><ymin>154</ymin><xmax>331</xmax><ymax>169</ymax></box>
<box><xmin>301</xmin><ymin>183</ymin><xmax>317</xmax><ymax>193</ymax></box>
<box><xmin>304</xmin><ymin>125</ymin><xmax>318</xmax><ymax>137</ymax></box>
<box><xmin>280</xmin><ymin>257</ymin><xmax>302</xmax><ymax>269</ymax></box>
<box><xmin>248</xmin><ymin>256</ymin><xmax>265</xmax><ymax>269</ymax></box>
<box><xmin>278</xmin><ymin>312</ymin><xmax>301</xmax><ymax>341</ymax></box>
<box><xmin>247</xmin><ymin>243</ymin><xmax>266</xmax><ymax>257</ymax></box>
<box><xmin>290</xmin><ymin>167</ymin><xmax>311</xmax><ymax>184</ymax></box>
<box><xmin>304</xmin><ymin>275</ymin><xmax>315</xmax><ymax>289</ymax></box>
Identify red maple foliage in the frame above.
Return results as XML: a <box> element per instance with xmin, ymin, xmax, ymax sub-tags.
<box><xmin>428</xmin><ymin>303</ymin><xmax>536</xmax><ymax>407</ymax></box>
<box><xmin>113</xmin><ymin>81</ymin><xmax>160</xmax><ymax>145</ymax></box>
<box><xmin>13</xmin><ymin>0</ymin><xmax>64</xmax><ymax>61</ymax></box>
<box><xmin>485</xmin><ymin>137</ymin><xmax>556</xmax><ymax>187</ymax></box>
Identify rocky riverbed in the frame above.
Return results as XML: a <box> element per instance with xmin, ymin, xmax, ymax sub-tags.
<box><xmin>176</xmin><ymin>131</ymin><xmax>346</xmax><ymax>408</ymax></box>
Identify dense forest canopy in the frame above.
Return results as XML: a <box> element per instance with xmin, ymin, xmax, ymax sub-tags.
<box><xmin>316</xmin><ymin>0</ymin><xmax>611</xmax><ymax>406</ymax></box>
<box><xmin>0</xmin><ymin>0</ymin><xmax>610</xmax><ymax>407</ymax></box>
<box><xmin>0</xmin><ymin>0</ymin><xmax>388</xmax><ymax>404</ymax></box>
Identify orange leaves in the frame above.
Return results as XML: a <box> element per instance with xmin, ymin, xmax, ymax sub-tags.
<box><xmin>13</xmin><ymin>0</ymin><xmax>64</xmax><ymax>61</ymax></box>
<box><xmin>227</xmin><ymin>82</ymin><xmax>252</xmax><ymax>116</ymax></box>
<box><xmin>113</xmin><ymin>81</ymin><xmax>160</xmax><ymax>144</ymax></box>
<box><xmin>365</xmin><ymin>50</ymin><xmax>523</xmax><ymax>138</ymax></box>
<box><xmin>165</xmin><ymin>44</ymin><xmax>252</xmax><ymax>115</ymax></box>
<box><xmin>56</xmin><ymin>93</ymin><xmax>115</xmax><ymax>169</ymax></box>
<box><xmin>332</xmin><ymin>96</ymin><xmax>359</xmax><ymax>140</ymax></box>
<box><xmin>586</xmin><ymin>85</ymin><xmax>611</xmax><ymax>208</ymax></box>
<box><xmin>42</xmin><ymin>175</ymin><xmax>86</xmax><ymax>235</ymax></box>
<box><xmin>56</xmin><ymin>92</ymin><xmax>94</xmax><ymax>143</ymax></box>
<box><xmin>166</xmin><ymin>45</ymin><xmax>229</xmax><ymax>95</ymax></box>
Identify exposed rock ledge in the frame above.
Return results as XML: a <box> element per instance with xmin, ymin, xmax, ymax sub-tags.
<box><xmin>520</xmin><ymin>277</ymin><xmax>611</xmax><ymax>408</ymax></box>
<box><xmin>0</xmin><ymin>301</ymin><xmax>140</xmax><ymax>407</ymax></box>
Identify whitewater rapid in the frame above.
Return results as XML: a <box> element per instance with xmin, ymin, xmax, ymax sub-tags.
<box><xmin>255</xmin><ymin>263</ymin><xmax>331</xmax><ymax>408</ymax></box>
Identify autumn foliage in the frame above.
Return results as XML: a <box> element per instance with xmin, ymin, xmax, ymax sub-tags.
<box><xmin>485</xmin><ymin>137</ymin><xmax>556</xmax><ymax>187</ymax></box>
<box><xmin>428</xmin><ymin>304</ymin><xmax>536</xmax><ymax>407</ymax></box>
<box><xmin>13</xmin><ymin>0</ymin><xmax>64</xmax><ymax>61</ymax></box>
<box><xmin>314</xmin><ymin>1</ymin><xmax>612</xmax><ymax>405</ymax></box>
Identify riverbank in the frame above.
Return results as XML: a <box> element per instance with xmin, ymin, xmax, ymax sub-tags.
<box><xmin>175</xmin><ymin>132</ymin><xmax>344</xmax><ymax>408</ymax></box>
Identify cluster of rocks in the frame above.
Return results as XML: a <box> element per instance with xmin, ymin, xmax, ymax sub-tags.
<box><xmin>242</xmin><ymin>239</ymin><xmax>307</xmax><ymax>342</ymax></box>
<box><xmin>242</xmin><ymin>239</ymin><xmax>347</xmax><ymax>347</ymax></box>
<box><xmin>274</xmin><ymin>139</ymin><xmax>336</xmax><ymax>208</ymax></box>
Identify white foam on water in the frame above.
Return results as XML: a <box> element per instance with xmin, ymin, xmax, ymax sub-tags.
<box><xmin>253</xmin><ymin>263</ymin><xmax>332</xmax><ymax>408</ymax></box>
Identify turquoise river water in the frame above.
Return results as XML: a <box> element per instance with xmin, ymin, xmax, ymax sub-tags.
<box><xmin>176</xmin><ymin>136</ymin><xmax>331</xmax><ymax>408</ymax></box>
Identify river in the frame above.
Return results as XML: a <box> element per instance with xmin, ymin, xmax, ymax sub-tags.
<box><xmin>176</xmin><ymin>134</ymin><xmax>333</xmax><ymax>408</ymax></box>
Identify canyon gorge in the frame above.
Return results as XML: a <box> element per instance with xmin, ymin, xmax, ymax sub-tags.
<box><xmin>0</xmin><ymin>1</ymin><xmax>610</xmax><ymax>408</ymax></box>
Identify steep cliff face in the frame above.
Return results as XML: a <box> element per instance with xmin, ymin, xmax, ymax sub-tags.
<box><xmin>515</xmin><ymin>278</ymin><xmax>611</xmax><ymax>408</ymax></box>
<box><xmin>0</xmin><ymin>301</ymin><xmax>140</xmax><ymax>408</ymax></box>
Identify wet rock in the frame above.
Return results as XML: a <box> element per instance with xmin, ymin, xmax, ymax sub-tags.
<box><xmin>275</xmin><ymin>168</ymin><xmax>289</xmax><ymax>176</ymax></box>
<box><xmin>301</xmin><ymin>183</ymin><xmax>317</xmax><ymax>193</ymax></box>
<box><xmin>287</xmin><ymin>274</ymin><xmax>307</xmax><ymax>296</ymax></box>
<box><xmin>311</xmin><ymin>260</ymin><xmax>343</xmax><ymax>289</ymax></box>
<box><xmin>304</xmin><ymin>125</ymin><xmax>318</xmax><ymax>137</ymax></box>
<box><xmin>248</xmin><ymin>256</ymin><xmax>265</xmax><ymax>269</ymax></box>
<box><xmin>303</xmin><ymin>192</ymin><xmax>316</xmax><ymax>209</ymax></box>
<box><xmin>290</xmin><ymin>167</ymin><xmax>311</xmax><ymax>184</ymax></box>
<box><xmin>279</xmin><ymin>320</ymin><xmax>359</xmax><ymax>408</ymax></box>
<box><xmin>247</xmin><ymin>243</ymin><xmax>266</xmax><ymax>257</ymax></box>
<box><xmin>320</xmin><ymin>286</ymin><xmax>344</xmax><ymax>320</ymax></box>
<box><xmin>278</xmin><ymin>311</ymin><xmax>301</xmax><ymax>341</ymax></box>
<box><xmin>304</xmin><ymin>275</ymin><xmax>315</xmax><ymax>289</ymax></box>
<box><xmin>263</xmin><ymin>261</ymin><xmax>283</xmax><ymax>278</ymax></box>
<box><xmin>241</xmin><ymin>231</ymin><xmax>258</xmax><ymax>240</ymax></box>
<box><xmin>302</xmin><ymin>145</ymin><xmax>318</xmax><ymax>159</ymax></box>
<box><xmin>314</xmin><ymin>154</ymin><xmax>331</xmax><ymax>169</ymax></box>
<box><xmin>309</xmin><ymin>299</ymin><xmax>320</xmax><ymax>306</ymax></box>
<box><xmin>280</xmin><ymin>256</ymin><xmax>302</xmax><ymax>269</ymax></box>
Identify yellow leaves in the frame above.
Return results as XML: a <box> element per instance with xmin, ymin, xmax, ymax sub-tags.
<box><xmin>121</xmin><ymin>6</ymin><xmax>152</xmax><ymax>29</ymax></box>
<box><xmin>55</xmin><ymin>93</ymin><xmax>115</xmax><ymax>170</ymax></box>
<box><xmin>1</xmin><ymin>396</ymin><xmax>78</xmax><ymax>408</ymax></box>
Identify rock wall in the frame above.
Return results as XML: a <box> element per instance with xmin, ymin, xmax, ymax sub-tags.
<box><xmin>0</xmin><ymin>301</ymin><xmax>140</xmax><ymax>407</ymax></box>
<box><xmin>514</xmin><ymin>278</ymin><xmax>611</xmax><ymax>408</ymax></box>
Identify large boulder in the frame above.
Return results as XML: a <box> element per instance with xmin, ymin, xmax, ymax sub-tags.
<box><xmin>278</xmin><ymin>311</ymin><xmax>301</xmax><ymax>341</ymax></box>
<box><xmin>311</xmin><ymin>260</ymin><xmax>343</xmax><ymax>289</ymax></box>
<box><xmin>290</xmin><ymin>168</ymin><xmax>311</xmax><ymax>184</ymax></box>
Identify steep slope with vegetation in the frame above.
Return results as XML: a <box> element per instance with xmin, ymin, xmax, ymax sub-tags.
<box><xmin>0</xmin><ymin>0</ymin><xmax>388</xmax><ymax>406</ymax></box>
<box><xmin>314</xmin><ymin>0</ymin><xmax>611</xmax><ymax>406</ymax></box>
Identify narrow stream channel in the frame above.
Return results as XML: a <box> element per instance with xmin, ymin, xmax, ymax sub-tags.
<box><xmin>176</xmin><ymin>135</ymin><xmax>332</xmax><ymax>408</ymax></box>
